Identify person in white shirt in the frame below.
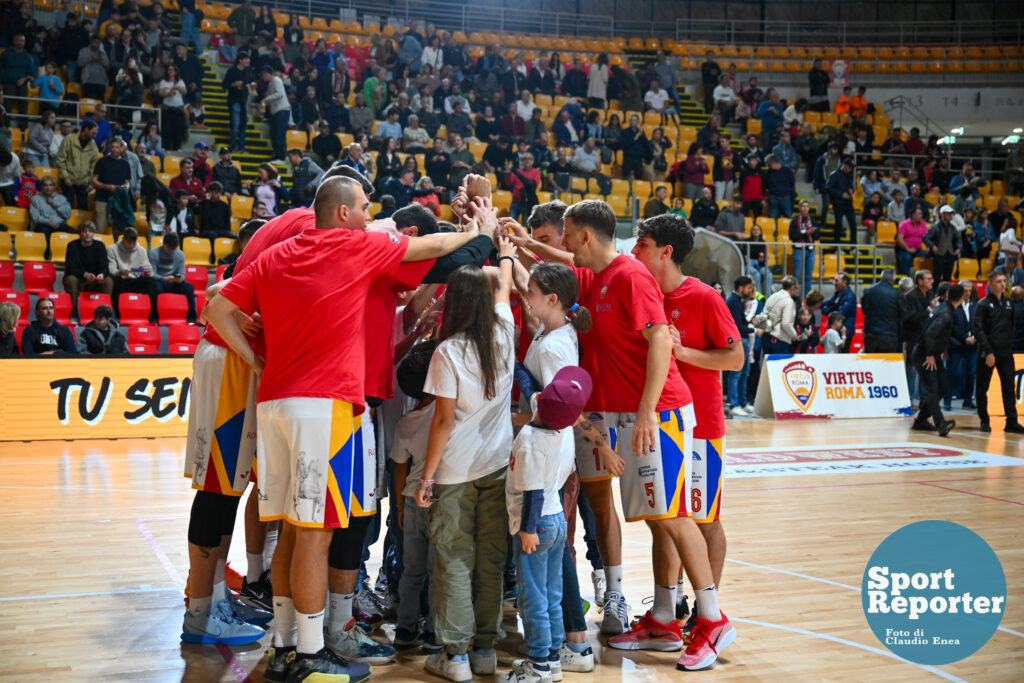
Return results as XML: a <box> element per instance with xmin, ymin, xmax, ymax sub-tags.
<box><xmin>643</xmin><ymin>79</ymin><xmax>676</xmax><ymax>123</ymax></box>
<box><xmin>517</xmin><ymin>90</ymin><xmax>538</xmax><ymax>122</ymax></box>
<box><xmin>712</xmin><ymin>75</ymin><xmax>737</xmax><ymax>125</ymax></box>
<box><xmin>822</xmin><ymin>312</ymin><xmax>847</xmax><ymax>353</ymax></box>
<box><xmin>416</xmin><ymin>222</ymin><xmax>516</xmax><ymax>681</ymax></box>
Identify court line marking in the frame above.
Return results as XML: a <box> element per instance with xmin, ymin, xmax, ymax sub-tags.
<box><xmin>0</xmin><ymin>485</ymin><xmax>190</xmax><ymax>495</ymax></box>
<box><xmin>215</xmin><ymin>643</ymin><xmax>254</xmax><ymax>683</ymax></box>
<box><xmin>730</xmin><ymin>474</ymin><xmax>1024</xmax><ymax>494</ymax></box>
<box><xmin>136</xmin><ymin>518</ymin><xmax>186</xmax><ymax>587</ymax></box>
<box><xmin>731</xmin><ymin>617</ymin><xmax>966</xmax><ymax>683</ymax></box>
<box><xmin>916</xmin><ymin>481</ymin><xmax>1024</xmax><ymax>507</ymax></box>
<box><xmin>0</xmin><ymin>586</ymin><xmax>180</xmax><ymax>602</ymax></box>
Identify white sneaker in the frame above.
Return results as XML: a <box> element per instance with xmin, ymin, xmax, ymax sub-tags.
<box><xmin>591</xmin><ymin>569</ymin><xmax>606</xmax><ymax>605</ymax></box>
<box><xmin>599</xmin><ymin>591</ymin><xmax>631</xmax><ymax>635</ymax></box>
<box><xmin>180</xmin><ymin>601</ymin><xmax>265</xmax><ymax>645</ymax></box>
<box><xmin>743</xmin><ymin>404</ymin><xmax>755</xmax><ymax>414</ymax></box>
<box><xmin>549</xmin><ymin>656</ymin><xmax>563</xmax><ymax>681</ymax></box>
<box><xmin>425</xmin><ymin>651</ymin><xmax>472</xmax><ymax>682</ymax></box>
<box><xmin>496</xmin><ymin>659</ymin><xmax>552</xmax><ymax>683</ymax></box>
<box><xmin>470</xmin><ymin>647</ymin><xmax>497</xmax><ymax>674</ymax></box>
<box><xmin>729</xmin><ymin>406</ymin><xmax>747</xmax><ymax>417</ymax></box>
<box><xmin>558</xmin><ymin>643</ymin><xmax>595</xmax><ymax>673</ymax></box>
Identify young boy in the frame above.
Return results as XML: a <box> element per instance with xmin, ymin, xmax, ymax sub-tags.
<box><xmin>501</xmin><ymin>366</ymin><xmax>592</xmax><ymax>683</ymax></box>
<box><xmin>15</xmin><ymin>157</ymin><xmax>38</xmax><ymax>208</ymax></box>
<box><xmin>822</xmin><ymin>312</ymin><xmax>846</xmax><ymax>353</ymax></box>
<box><xmin>391</xmin><ymin>340</ymin><xmax>441</xmax><ymax>653</ymax></box>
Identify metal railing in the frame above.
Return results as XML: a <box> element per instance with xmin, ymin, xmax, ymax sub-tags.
<box><xmin>1</xmin><ymin>94</ymin><xmax>162</xmax><ymax>130</ymax></box>
<box><xmin>742</xmin><ymin>240</ymin><xmax>883</xmax><ymax>296</ymax></box>
<box><xmin>272</xmin><ymin>1</ymin><xmax>1023</xmax><ymax>46</ymax></box>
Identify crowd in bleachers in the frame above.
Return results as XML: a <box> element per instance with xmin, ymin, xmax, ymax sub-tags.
<box><xmin>1</xmin><ymin>0</ymin><xmax>1023</xmax><ymax>358</ymax></box>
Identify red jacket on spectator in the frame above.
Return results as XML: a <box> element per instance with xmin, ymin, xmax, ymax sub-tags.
<box><xmin>500</xmin><ymin>113</ymin><xmax>525</xmax><ymax>139</ymax></box>
<box><xmin>170</xmin><ymin>175</ymin><xmax>205</xmax><ymax>200</ymax></box>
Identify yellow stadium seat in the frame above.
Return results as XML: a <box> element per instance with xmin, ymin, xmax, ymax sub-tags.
<box><xmin>607</xmin><ymin>194</ymin><xmax>630</xmax><ymax>217</ymax></box>
<box><xmin>777</xmin><ymin>218</ymin><xmax>791</xmax><ymax>241</ymax></box>
<box><xmin>1</xmin><ymin>206</ymin><xmax>30</xmax><ymax>231</ymax></box>
<box><xmin>980</xmin><ymin>258</ymin><xmax>995</xmax><ymax>277</ymax></box>
<box><xmin>633</xmin><ymin>180</ymin><xmax>653</xmax><ymax>198</ymax></box>
<box><xmin>13</xmin><ymin>231</ymin><xmax>47</xmax><ymax>261</ymax></box>
<box><xmin>214</xmin><ymin>238</ymin><xmax>237</xmax><ymax>262</ymax></box>
<box><xmin>49</xmin><ymin>232</ymin><xmax>75</xmax><ymax>263</ymax></box>
<box><xmin>149</xmin><ymin>234</ymin><xmax>164</xmax><ymax>250</ymax></box>
<box><xmin>231</xmin><ymin>194</ymin><xmax>254</xmax><ymax>219</ymax></box>
<box><xmin>610</xmin><ymin>178</ymin><xmax>631</xmax><ymax>196</ymax></box>
<box><xmin>746</xmin><ymin>118</ymin><xmax>762</xmax><ymax>135</ymax></box>
<box><xmin>287</xmin><ymin>129</ymin><xmax>310</xmax><ymax>151</ymax></box>
<box><xmin>66</xmin><ymin>209</ymin><xmax>92</xmax><ymax>229</ymax></box>
<box><xmin>877</xmin><ymin>220</ymin><xmax>897</xmax><ymax>243</ymax></box>
<box><xmin>36</xmin><ymin>166</ymin><xmax>58</xmax><ymax>182</ymax></box>
<box><xmin>491</xmin><ymin>190</ymin><xmax>512</xmax><ymax>213</ymax></box>
<box><xmin>913</xmin><ymin>256</ymin><xmax>933</xmax><ymax>273</ymax></box>
<box><xmin>164</xmin><ymin>155</ymin><xmax>183</xmax><ymax>175</ymax></box>
<box><xmin>570</xmin><ymin>176</ymin><xmax>588</xmax><ymax>193</ymax></box>
<box><xmin>957</xmin><ymin>258</ymin><xmax>979</xmax><ymax>280</ymax></box>
<box><xmin>820</xmin><ymin>253</ymin><xmax>843</xmax><ymax>280</ymax></box>
<box><xmin>182</xmin><ymin>236</ymin><xmax>211</xmax><ymax>266</ymax></box>
<box><xmin>756</xmin><ymin>216</ymin><xmax>776</xmax><ymax>238</ymax></box>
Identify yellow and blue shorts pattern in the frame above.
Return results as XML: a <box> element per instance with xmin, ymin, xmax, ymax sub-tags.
<box><xmin>691</xmin><ymin>437</ymin><xmax>724</xmax><ymax>523</ymax></box>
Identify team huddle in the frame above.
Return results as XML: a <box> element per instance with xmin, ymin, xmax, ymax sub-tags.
<box><xmin>181</xmin><ymin>165</ymin><xmax>741</xmax><ymax>683</ymax></box>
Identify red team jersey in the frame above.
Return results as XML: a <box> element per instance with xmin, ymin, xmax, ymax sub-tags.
<box><xmin>201</xmin><ymin>208</ymin><xmax>315</xmax><ymax>350</ymax></box>
<box><xmin>574</xmin><ymin>255</ymin><xmax>691</xmax><ymax>413</ymax></box>
<box><xmin>664</xmin><ymin>277</ymin><xmax>739</xmax><ymax>440</ymax></box>
<box><xmin>220</xmin><ymin>228</ymin><xmax>409</xmax><ymax>410</ymax></box>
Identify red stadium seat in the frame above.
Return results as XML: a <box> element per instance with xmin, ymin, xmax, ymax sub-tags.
<box><xmin>2</xmin><ymin>290</ymin><xmax>30</xmax><ymax>324</ymax></box>
<box><xmin>185</xmin><ymin>265</ymin><xmax>209</xmax><ymax>292</ymax></box>
<box><xmin>118</xmin><ymin>293</ymin><xmax>152</xmax><ymax>325</ymax></box>
<box><xmin>22</xmin><ymin>262</ymin><xmax>56</xmax><ymax>294</ymax></box>
<box><xmin>127</xmin><ymin>324</ymin><xmax>161</xmax><ymax>347</ymax></box>
<box><xmin>0</xmin><ymin>261</ymin><xmax>13</xmax><ymax>288</ymax></box>
<box><xmin>157</xmin><ymin>293</ymin><xmax>189</xmax><ymax>324</ymax></box>
<box><xmin>129</xmin><ymin>343</ymin><xmax>159</xmax><ymax>355</ymax></box>
<box><xmin>195</xmin><ymin>291</ymin><xmax>207</xmax><ymax>316</ymax></box>
<box><xmin>39</xmin><ymin>291</ymin><xmax>73</xmax><ymax>325</ymax></box>
<box><xmin>79</xmin><ymin>292</ymin><xmax>112</xmax><ymax>322</ymax></box>
<box><xmin>168</xmin><ymin>323</ymin><xmax>201</xmax><ymax>345</ymax></box>
<box><xmin>169</xmin><ymin>342</ymin><xmax>197</xmax><ymax>354</ymax></box>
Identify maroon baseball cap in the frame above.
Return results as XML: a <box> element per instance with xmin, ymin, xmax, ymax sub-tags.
<box><xmin>536</xmin><ymin>367</ymin><xmax>593</xmax><ymax>430</ymax></box>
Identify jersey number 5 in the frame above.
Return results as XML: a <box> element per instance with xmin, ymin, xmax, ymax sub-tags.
<box><xmin>645</xmin><ymin>482</ymin><xmax>655</xmax><ymax>508</ymax></box>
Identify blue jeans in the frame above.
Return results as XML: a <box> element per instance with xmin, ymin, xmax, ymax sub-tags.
<box><xmin>749</xmin><ymin>260</ymin><xmax>771</xmax><ymax>294</ymax></box>
<box><xmin>180</xmin><ymin>11</ymin><xmax>201</xmax><ymax>50</ymax></box>
<box><xmin>946</xmin><ymin>348</ymin><xmax>977</xmax><ymax>402</ymax></box>
<box><xmin>769</xmin><ymin>195</ymin><xmax>792</xmax><ymax>219</ymax></box>
<box><xmin>515</xmin><ymin>513</ymin><xmax>567</xmax><ymax>661</ymax></box>
<box><xmin>576</xmin><ymin>487</ymin><xmax>602</xmax><ymax>571</ymax></box>
<box><xmin>229</xmin><ymin>101</ymin><xmax>248</xmax><ymax>151</ymax></box>
<box><xmin>896</xmin><ymin>248</ymin><xmax>926</xmax><ymax>277</ymax></box>
<box><xmin>271</xmin><ymin>109</ymin><xmax>289</xmax><ymax>159</ymax></box>
<box><xmin>792</xmin><ymin>246</ymin><xmax>815</xmax><ymax>296</ymax></box>
<box><xmin>726</xmin><ymin>338</ymin><xmax>751</xmax><ymax>407</ymax></box>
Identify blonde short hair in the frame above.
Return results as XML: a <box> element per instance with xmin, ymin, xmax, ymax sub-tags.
<box><xmin>0</xmin><ymin>301</ymin><xmax>19</xmax><ymax>336</ymax></box>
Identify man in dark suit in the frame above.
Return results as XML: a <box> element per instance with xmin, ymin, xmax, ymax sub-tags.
<box><xmin>912</xmin><ymin>283</ymin><xmax>963</xmax><ymax>436</ymax></box>
<box><xmin>945</xmin><ymin>280</ymin><xmax>978</xmax><ymax>411</ymax></box>
<box><xmin>973</xmin><ymin>270</ymin><xmax>1024</xmax><ymax>433</ymax></box>
<box><xmin>861</xmin><ymin>268</ymin><xmax>901</xmax><ymax>352</ymax></box>
<box><xmin>901</xmin><ymin>269</ymin><xmax>936</xmax><ymax>402</ymax></box>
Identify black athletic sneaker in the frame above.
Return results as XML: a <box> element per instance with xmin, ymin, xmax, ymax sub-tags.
<box><xmin>286</xmin><ymin>647</ymin><xmax>371</xmax><ymax>683</ymax></box>
<box><xmin>911</xmin><ymin>420</ymin><xmax>935</xmax><ymax>431</ymax></box>
<box><xmin>393</xmin><ymin>626</ymin><xmax>424</xmax><ymax>651</ymax></box>
<box><xmin>1004</xmin><ymin>422</ymin><xmax>1024</xmax><ymax>434</ymax></box>
<box><xmin>979</xmin><ymin>422</ymin><xmax>991</xmax><ymax>433</ymax></box>
<box><xmin>240</xmin><ymin>570</ymin><xmax>273</xmax><ymax>612</ymax></box>
<box><xmin>264</xmin><ymin>646</ymin><xmax>295</xmax><ymax>683</ymax></box>
<box><xmin>937</xmin><ymin>420</ymin><xmax>956</xmax><ymax>437</ymax></box>
<box><xmin>675</xmin><ymin>594</ymin><xmax>690</xmax><ymax>622</ymax></box>
<box><xmin>680</xmin><ymin>610</ymin><xmax>697</xmax><ymax>636</ymax></box>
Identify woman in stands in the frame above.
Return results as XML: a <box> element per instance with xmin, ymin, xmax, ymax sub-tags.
<box><xmin>140</xmin><ymin>175</ymin><xmax>173</xmax><ymax>236</ymax></box>
<box><xmin>254</xmin><ymin>5</ymin><xmax>276</xmax><ymax>44</ymax></box>
<box><xmin>861</xmin><ymin>190</ymin><xmax>885</xmax><ymax>244</ymax></box>
<box><xmin>141</xmin><ymin>120</ymin><xmax>164</xmax><ymax>172</ymax></box>
<box><xmin>283</xmin><ymin>14</ymin><xmax>305</xmax><ymax>64</ymax></box>
<box><xmin>376</xmin><ymin>137</ymin><xmax>404</xmax><ymax>195</ymax></box>
<box><xmin>247</xmin><ymin>163</ymin><xmax>288</xmax><ymax>217</ymax></box>
<box><xmin>0</xmin><ymin>301</ymin><xmax>18</xmax><ymax>356</ymax></box>
<box><xmin>746</xmin><ymin>222</ymin><xmax>770</xmax><ymax>293</ymax></box>
<box><xmin>114</xmin><ymin>55</ymin><xmax>144</xmax><ymax>118</ymax></box>
<box><xmin>157</xmin><ymin>64</ymin><xmax>188</xmax><ymax>151</ymax></box>
<box><xmin>24</xmin><ymin>109</ymin><xmax>55</xmax><ymax>168</ymax></box>
<box><xmin>587</xmin><ymin>54</ymin><xmax>609</xmax><ymax>109</ymax></box>
<box><xmin>644</xmin><ymin>127</ymin><xmax>671</xmax><ymax>182</ymax></box>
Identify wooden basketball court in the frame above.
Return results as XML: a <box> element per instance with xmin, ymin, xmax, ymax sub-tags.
<box><xmin>2</xmin><ymin>414</ymin><xmax>1021</xmax><ymax>681</ymax></box>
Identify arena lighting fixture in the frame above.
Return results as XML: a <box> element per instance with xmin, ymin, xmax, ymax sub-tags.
<box><xmin>1014</xmin><ymin>128</ymin><xmax>1023</xmax><ymax>133</ymax></box>
<box><xmin>939</xmin><ymin>135</ymin><xmax>956</xmax><ymax>145</ymax></box>
<box><xmin>1002</xmin><ymin>135</ymin><xmax>1020</xmax><ymax>145</ymax></box>
<box><xmin>950</xmin><ymin>127</ymin><xmax>965</xmax><ymax>135</ymax></box>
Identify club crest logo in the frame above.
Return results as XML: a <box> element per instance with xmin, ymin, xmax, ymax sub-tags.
<box><xmin>671</xmin><ymin>308</ymin><xmax>680</xmax><ymax>321</ymax></box>
<box><xmin>782</xmin><ymin>360</ymin><xmax>817</xmax><ymax>411</ymax></box>
<box><xmin>600</xmin><ymin>285</ymin><xmax>609</xmax><ymax>299</ymax></box>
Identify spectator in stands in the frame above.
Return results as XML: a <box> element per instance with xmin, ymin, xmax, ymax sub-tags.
<box><xmin>157</xmin><ymin>64</ymin><xmax>188</xmax><ymax>151</ymax></box>
<box><xmin>895</xmin><ymin>207</ymin><xmax>930</xmax><ymax>276</ymax></box>
<box><xmin>374</xmin><ymin>108</ymin><xmax>404</xmax><ymax>146</ymax></box>
<box><xmin>570</xmin><ymin>137</ymin><xmax>610</xmax><ymax>195</ymax></box>
<box><xmin>676</xmin><ymin>142</ymin><xmax>706</xmax><ymax>200</ymax></box>
<box><xmin>884</xmin><ymin>188</ymin><xmax>907</xmax><ymax>225</ymax></box>
<box><xmin>1005</xmin><ymin>139</ymin><xmax>1024</xmax><ymax>197</ymax></box>
<box><xmin>559</xmin><ymin>58</ymin><xmax>586</xmax><ymax>99</ymax></box>
<box><xmin>860</xmin><ymin>268</ymin><xmax>901</xmax><ymax>353</ymax></box>
<box><xmin>771</xmin><ymin>131</ymin><xmax>797</xmax><ymax>169</ymax></box>
<box><xmin>690</xmin><ymin>186</ymin><xmax>719</xmax><ymax>229</ymax></box>
<box><xmin>904</xmin><ymin>182</ymin><xmax>932</xmax><ymax>220</ymax></box>
<box><xmin>29</xmin><ymin>176</ymin><xmax>72</xmax><ymax>257</ymax></box>
<box><xmin>642</xmin><ymin>185</ymin><xmax>670</xmax><ymax>218</ymax></box>
<box><xmin>725</xmin><ymin>276</ymin><xmax>755</xmax><ymax>416</ymax></box>
<box><xmin>0</xmin><ymin>148</ymin><xmax>19</xmax><ymax>206</ymax></box>
<box><xmin>822</xmin><ymin>272</ymin><xmax>856</xmax><ymax>352</ymax></box>
<box><xmin>739</xmin><ymin>153</ymin><xmax>765</xmax><ymax>218</ymax></box>
<box><xmin>196</xmin><ymin>182</ymin><xmax>234</xmax><ymax>242</ymax></box>
<box><xmin>309</xmin><ymin>121</ymin><xmax>341</xmax><ymax>168</ymax></box>
<box><xmin>384</xmin><ymin>168</ymin><xmax>433</xmax><ymax>210</ymax></box>
<box><xmin>741</xmin><ymin>133</ymin><xmax>764</xmax><ymax>166</ymax></box>
<box><xmin>259</xmin><ymin>66</ymin><xmax>289</xmax><ymax>163</ymax></box>
<box><xmin>712</xmin><ymin>75</ymin><xmax>737</xmax><ymax>126</ymax></box>
<box><xmin>227</xmin><ymin>0</ymin><xmax>256</xmax><ymax>50</ymax></box>
<box><xmin>973</xmin><ymin>209</ymin><xmax>996</xmax><ymax>260</ymax></box>
<box><xmin>447</xmin><ymin>133</ymin><xmax>475</xmax><ymax>191</ymax></box>
<box><xmin>49</xmin><ymin>118</ymin><xmax>71</xmax><ymax>163</ymax></box>
<box><xmin>169</xmin><ymin>157</ymin><xmax>204</xmax><ymax>204</ymax></box>
<box><xmin>642</xmin><ymin>127</ymin><xmax>669</xmax><ymax>182</ymax></box>
<box><xmin>167</xmin><ymin>189</ymin><xmax>197</xmax><ymax>236</ymax></box>
<box><xmin>880</xmin><ymin>128</ymin><xmax>908</xmax><ymax>169</ymax></box>
<box><xmin>997</xmin><ymin>254</ymin><xmax>1024</xmax><ymax>288</ymax></box>
<box><xmin>107</xmin><ymin>227</ymin><xmax>152</xmax><ymax>319</ymax></box>
<box><xmin>790</xmin><ymin>306</ymin><xmax>818</xmax><ymax>353</ymax></box>
<box><xmin>552</xmin><ymin>109</ymin><xmax>584</xmax><ymax>148</ymax></box>
<box><xmin>929</xmin><ymin>156</ymin><xmax>954</xmax><ymax>194</ymax></box>
<box><xmin>76</xmin><ymin>304</ymin><xmax>127</xmax><ymax>355</ymax></box>
<box><xmin>24</xmin><ymin>110</ymin><xmax>55</xmax><ymax>168</ymax></box>
<box><xmin>793</xmin><ymin>123</ymin><xmax>818</xmax><ymax>181</ymax></box>
<box><xmin>643</xmin><ymin>78</ymin><xmax>676</xmax><ymax>124</ymax></box>
<box><xmin>505</xmin><ymin>152</ymin><xmax>541</xmax><ymax>222</ymax></box>
<box><xmin>0</xmin><ymin>33</ymin><xmax>35</xmax><ymax>126</ymax></box>
<box><xmin>861</xmin><ymin>191</ymin><xmax>885</xmax><ymax>244</ymax></box>
<box><xmin>21</xmin><ymin>297</ymin><xmax>75</xmax><ymax>355</ymax></box>
<box><xmin>55</xmin><ymin>119</ymin><xmax>99</xmax><ymax>210</ymax></box>
<box><xmin>712</xmin><ymin>136</ymin><xmax>736</xmax><ymax>201</ymax></box>
<box><xmin>475</xmin><ymin>105</ymin><xmax>502</xmax><ymax>144</ymax></box>
<box><xmin>339</xmin><ymin>142</ymin><xmax>369</xmax><ymax>176</ymax></box>
<box><xmin>528</xmin><ymin>56</ymin><xmax>557</xmax><ymax>96</ymax></box>
<box><xmin>990</xmin><ymin>197</ymin><xmax>1014</xmax><ymax>234</ymax></box>
<box><xmin>0</xmin><ymin>300</ymin><xmax>18</xmax><ymax>355</ymax></box>
<box><xmin>764</xmin><ymin>154</ymin><xmax>795</xmax><ymax>219</ymax></box>
<box><xmin>757</xmin><ymin>90</ymin><xmax>785</xmax><ymax>148</ymax></box>
<box><xmin>147</xmin><ymin>231</ymin><xmax>196</xmax><ymax>323</ymax></box>
<box><xmin>288</xmin><ymin>148</ymin><xmax>325</xmax><ymax>208</ymax></box>
<box><xmin>341</xmin><ymin>92</ymin><xmax>371</xmax><ymax>137</ymax></box>
<box><xmin>446</xmin><ymin>99</ymin><xmax>475</xmax><ymax>141</ymax></box>
<box><xmin>247</xmin><ymin>163</ymin><xmax>287</xmax><ymax>217</ymax></box>
<box><xmin>617</xmin><ymin>113</ymin><xmax>647</xmax><ymax>181</ymax></box>
<box><xmin>324</xmin><ymin>92</ymin><xmax>351</xmax><ymax>134</ymax></box>
<box><xmin>375</xmin><ymin>136</ymin><xmax>404</xmax><ymax>192</ymax></box>
<box><xmin>587</xmin><ymin>54</ymin><xmax>609</xmax><ymax>109</ymax></box>
<box><xmin>827</xmin><ymin>157</ymin><xmax>857</xmax><ymax>244</ymax></box>
<box><xmin>209</xmin><ymin>147</ymin><xmax>241</xmax><ymax>199</ymax></box>
<box><xmin>402</xmin><ymin>114</ymin><xmax>431</xmax><ymax>155</ymax></box>
<box><xmin>222</xmin><ymin>52</ymin><xmax>252</xmax><ymax>153</ymax></box>
<box><xmin>923</xmin><ymin>205</ymin><xmax>961</xmax><ymax>283</ymax></box>
<box><xmin>808</xmin><ymin>58</ymin><xmax>830</xmax><ymax>112</ymax></box>
<box><xmin>949</xmin><ymin>161</ymin><xmax>985</xmax><ymax>212</ymax></box>
<box><xmin>64</xmin><ymin>221</ymin><xmax>113</xmax><ymax>321</ymax></box>
<box><xmin>763</xmin><ymin>275</ymin><xmax>799</xmax><ymax>353</ymax></box>
<box><xmin>174</xmin><ymin>42</ymin><xmax>204</xmax><ymax>99</ymax></box>
<box><xmin>90</xmin><ymin>137</ymin><xmax>132</xmax><ymax>235</ymax></box>
<box><xmin>483</xmin><ymin>135</ymin><xmax>515</xmax><ymax>173</ymax></box>
<box><xmin>713</xmin><ymin>196</ymin><xmax>746</xmax><ymax>238</ymax></box>
<box><xmin>424</xmin><ymin>136</ymin><xmax>451</xmax><ymax>192</ymax></box>
<box><xmin>524</xmin><ymin>109</ymin><xmax>547</xmax><ymax>146</ymax></box>
<box><xmin>789</xmin><ymin>199</ymin><xmax>818</xmax><ymax>296</ymax></box>
<box><xmin>699</xmin><ymin>50</ymin><xmax>721</xmax><ymax>114</ymax></box>
<box><xmin>611</xmin><ymin>64</ymin><xmax>642</xmax><ymax>111</ymax></box>
<box><xmin>741</xmin><ymin>221</ymin><xmax>769</xmax><ymax>292</ymax></box>
<box><xmin>500</xmin><ymin>102</ymin><xmax>525</xmax><ymax>140</ymax></box>
<box><xmin>834</xmin><ymin>86</ymin><xmax>852</xmax><ymax>116</ymax></box>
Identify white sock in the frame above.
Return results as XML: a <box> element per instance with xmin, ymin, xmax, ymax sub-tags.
<box><xmin>694</xmin><ymin>585</ymin><xmax>720</xmax><ymax>620</ymax></box>
<box><xmin>273</xmin><ymin>596</ymin><xmax>297</xmax><ymax>647</ymax></box>
<box><xmin>263</xmin><ymin>528</ymin><xmax>279</xmax><ymax>565</ymax></box>
<box><xmin>212</xmin><ymin>580</ymin><xmax>227</xmax><ymax>602</ymax></box>
<box><xmin>677</xmin><ymin>579</ymin><xmax>687</xmax><ymax>598</ymax></box>
<box><xmin>188</xmin><ymin>595</ymin><xmax>212</xmax><ymax>617</ymax></box>
<box><xmin>327</xmin><ymin>592</ymin><xmax>355</xmax><ymax>634</ymax></box>
<box><xmin>604</xmin><ymin>565</ymin><xmax>623</xmax><ymax>597</ymax></box>
<box><xmin>246</xmin><ymin>552</ymin><xmax>264</xmax><ymax>582</ymax></box>
<box><xmin>296</xmin><ymin>608</ymin><xmax>326</xmax><ymax>655</ymax></box>
<box><xmin>652</xmin><ymin>584</ymin><xmax>677</xmax><ymax>625</ymax></box>
<box><xmin>212</xmin><ymin>556</ymin><xmax>227</xmax><ymax>601</ymax></box>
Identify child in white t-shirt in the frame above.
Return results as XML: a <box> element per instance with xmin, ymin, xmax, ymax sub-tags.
<box><xmin>501</xmin><ymin>366</ymin><xmax>592</xmax><ymax>683</ymax></box>
<box><xmin>822</xmin><ymin>311</ymin><xmax>846</xmax><ymax>353</ymax></box>
<box><xmin>390</xmin><ymin>340</ymin><xmax>439</xmax><ymax>652</ymax></box>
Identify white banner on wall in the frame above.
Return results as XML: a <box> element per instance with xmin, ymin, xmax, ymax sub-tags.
<box><xmin>753</xmin><ymin>353</ymin><xmax>912</xmax><ymax>420</ymax></box>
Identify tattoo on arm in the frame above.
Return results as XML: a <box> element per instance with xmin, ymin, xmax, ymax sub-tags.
<box><xmin>575</xmin><ymin>420</ymin><xmax>608</xmax><ymax>448</ymax></box>
<box><xmin>198</xmin><ymin>547</ymin><xmax>211</xmax><ymax>558</ymax></box>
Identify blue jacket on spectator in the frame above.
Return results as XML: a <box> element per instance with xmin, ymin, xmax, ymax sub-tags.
<box><xmin>765</xmin><ymin>166</ymin><xmax>795</xmax><ymax>198</ymax></box>
<box><xmin>726</xmin><ymin>291</ymin><xmax>752</xmax><ymax>336</ymax></box>
<box><xmin>756</xmin><ymin>100</ymin><xmax>784</xmax><ymax>140</ymax></box>
<box><xmin>772</xmin><ymin>141</ymin><xmax>796</xmax><ymax>168</ymax></box>
<box><xmin>948</xmin><ymin>301</ymin><xmax>976</xmax><ymax>351</ymax></box>
<box><xmin>553</xmin><ymin>117</ymin><xmax>585</xmax><ymax>147</ymax></box>
<box><xmin>823</xmin><ymin>287</ymin><xmax>857</xmax><ymax>342</ymax></box>
<box><xmin>949</xmin><ymin>172</ymin><xmax>985</xmax><ymax>202</ymax></box>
